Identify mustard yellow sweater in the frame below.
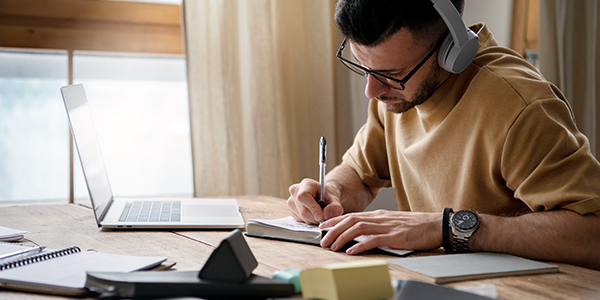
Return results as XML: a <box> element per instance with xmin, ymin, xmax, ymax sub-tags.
<box><xmin>343</xmin><ymin>24</ymin><xmax>600</xmax><ymax>215</ymax></box>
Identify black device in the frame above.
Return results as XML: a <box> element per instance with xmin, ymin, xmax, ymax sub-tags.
<box><xmin>85</xmin><ymin>230</ymin><xmax>295</xmax><ymax>299</ymax></box>
<box><xmin>199</xmin><ymin>228</ymin><xmax>258</xmax><ymax>283</ymax></box>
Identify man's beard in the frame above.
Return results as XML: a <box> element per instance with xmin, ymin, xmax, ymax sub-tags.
<box><xmin>379</xmin><ymin>61</ymin><xmax>441</xmax><ymax>114</ymax></box>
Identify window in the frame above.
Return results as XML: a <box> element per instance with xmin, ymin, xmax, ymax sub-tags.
<box><xmin>0</xmin><ymin>0</ymin><xmax>191</xmax><ymax>203</ymax></box>
<box><xmin>0</xmin><ymin>51</ymin><xmax>69</xmax><ymax>202</ymax></box>
<box><xmin>72</xmin><ymin>53</ymin><xmax>192</xmax><ymax>199</ymax></box>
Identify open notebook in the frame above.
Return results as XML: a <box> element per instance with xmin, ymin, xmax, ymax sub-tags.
<box><xmin>246</xmin><ymin>216</ymin><xmax>413</xmax><ymax>256</ymax></box>
<box><xmin>0</xmin><ymin>244</ymin><xmax>166</xmax><ymax>295</ymax></box>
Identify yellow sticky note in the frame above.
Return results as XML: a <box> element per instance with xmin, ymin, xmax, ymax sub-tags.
<box><xmin>300</xmin><ymin>260</ymin><xmax>393</xmax><ymax>300</ymax></box>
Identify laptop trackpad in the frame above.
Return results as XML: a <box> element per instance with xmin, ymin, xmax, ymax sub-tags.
<box><xmin>183</xmin><ymin>205</ymin><xmax>240</xmax><ymax>218</ymax></box>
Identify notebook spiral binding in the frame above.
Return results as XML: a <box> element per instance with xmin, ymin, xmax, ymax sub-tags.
<box><xmin>0</xmin><ymin>246</ymin><xmax>81</xmax><ymax>271</ymax></box>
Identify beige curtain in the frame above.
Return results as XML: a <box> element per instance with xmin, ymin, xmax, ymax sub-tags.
<box><xmin>539</xmin><ymin>0</ymin><xmax>600</xmax><ymax>156</ymax></box>
<box><xmin>183</xmin><ymin>0</ymin><xmax>360</xmax><ymax>199</ymax></box>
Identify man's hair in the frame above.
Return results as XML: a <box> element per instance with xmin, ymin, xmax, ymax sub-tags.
<box><xmin>334</xmin><ymin>0</ymin><xmax>465</xmax><ymax>47</ymax></box>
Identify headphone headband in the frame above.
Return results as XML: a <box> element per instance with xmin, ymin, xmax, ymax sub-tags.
<box><xmin>430</xmin><ymin>0</ymin><xmax>479</xmax><ymax>73</ymax></box>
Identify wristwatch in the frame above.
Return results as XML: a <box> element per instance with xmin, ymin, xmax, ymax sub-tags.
<box><xmin>449</xmin><ymin>210</ymin><xmax>479</xmax><ymax>253</ymax></box>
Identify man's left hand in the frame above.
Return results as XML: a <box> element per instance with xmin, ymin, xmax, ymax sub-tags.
<box><xmin>319</xmin><ymin>210</ymin><xmax>443</xmax><ymax>254</ymax></box>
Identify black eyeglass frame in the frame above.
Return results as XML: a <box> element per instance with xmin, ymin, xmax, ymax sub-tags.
<box><xmin>336</xmin><ymin>34</ymin><xmax>445</xmax><ymax>91</ymax></box>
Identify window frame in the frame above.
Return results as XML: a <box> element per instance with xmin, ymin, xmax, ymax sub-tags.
<box><xmin>0</xmin><ymin>0</ymin><xmax>183</xmax><ymax>203</ymax></box>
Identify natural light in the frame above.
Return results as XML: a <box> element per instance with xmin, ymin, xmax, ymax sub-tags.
<box><xmin>0</xmin><ymin>51</ymin><xmax>192</xmax><ymax>202</ymax></box>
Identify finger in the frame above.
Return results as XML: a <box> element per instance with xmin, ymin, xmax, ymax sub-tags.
<box><xmin>322</xmin><ymin>201</ymin><xmax>344</xmax><ymax>221</ymax></box>
<box><xmin>323</xmin><ymin>215</ymin><xmax>383</xmax><ymax>251</ymax></box>
<box><xmin>346</xmin><ymin>234</ymin><xmax>392</xmax><ymax>255</ymax></box>
<box><xmin>320</xmin><ymin>211</ymin><xmax>376</xmax><ymax>229</ymax></box>
<box><xmin>320</xmin><ymin>214</ymin><xmax>363</xmax><ymax>250</ymax></box>
<box><xmin>329</xmin><ymin>219</ymin><xmax>377</xmax><ymax>252</ymax></box>
<box><xmin>286</xmin><ymin>197</ymin><xmax>303</xmax><ymax>222</ymax></box>
<box><xmin>290</xmin><ymin>210</ymin><xmax>303</xmax><ymax>222</ymax></box>
<box><xmin>295</xmin><ymin>179</ymin><xmax>325</xmax><ymax>222</ymax></box>
<box><xmin>286</xmin><ymin>187</ymin><xmax>302</xmax><ymax>220</ymax></box>
<box><xmin>288</xmin><ymin>180</ymin><xmax>320</xmax><ymax>224</ymax></box>
<box><xmin>318</xmin><ymin>212</ymin><xmax>348</xmax><ymax>231</ymax></box>
<box><xmin>319</xmin><ymin>216</ymin><xmax>345</xmax><ymax>248</ymax></box>
<box><xmin>288</xmin><ymin>198</ymin><xmax>318</xmax><ymax>225</ymax></box>
<box><xmin>288</xmin><ymin>183</ymin><xmax>299</xmax><ymax>198</ymax></box>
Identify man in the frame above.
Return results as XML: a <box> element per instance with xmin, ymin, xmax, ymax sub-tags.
<box><xmin>287</xmin><ymin>0</ymin><xmax>600</xmax><ymax>270</ymax></box>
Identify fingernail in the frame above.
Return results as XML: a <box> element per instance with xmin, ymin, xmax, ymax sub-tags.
<box><xmin>324</xmin><ymin>210</ymin><xmax>333</xmax><ymax>220</ymax></box>
<box><xmin>346</xmin><ymin>247</ymin><xmax>355</xmax><ymax>255</ymax></box>
<box><xmin>320</xmin><ymin>237</ymin><xmax>328</xmax><ymax>246</ymax></box>
<box><xmin>330</xmin><ymin>242</ymin><xmax>337</xmax><ymax>251</ymax></box>
<box><xmin>314</xmin><ymin>212</ymin><xmax>322</xmax><ymax>222</ymax></box>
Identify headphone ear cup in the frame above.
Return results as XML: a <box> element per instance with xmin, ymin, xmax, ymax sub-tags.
<box><xmin>437</xmin><ymin>29</ymin><xmax>479</xmax><ymax>74</ymax></box>
<box><xmin>437</xmin><ymin>33</ymin><xmax>455</xmax><ymax>73</ymax></box>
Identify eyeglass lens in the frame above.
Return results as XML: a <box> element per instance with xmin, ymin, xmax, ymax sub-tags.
<box><xmin>337</xmin><ymin>42</ymin><xmax>406</xmax><ymax>90</ymax></box>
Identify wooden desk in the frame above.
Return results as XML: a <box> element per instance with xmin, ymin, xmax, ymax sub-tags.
<box><xmin>1</xmin><ymin>195</ymin><xmax>599</xmax><ymax>299</ymax></box>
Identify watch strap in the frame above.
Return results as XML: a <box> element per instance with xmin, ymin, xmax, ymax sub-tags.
<box><xmin>442</xmin><ymin>208</ymin><xmax>453</xmax><ymax>253</ymax></box>
<box><xmin>451</xmin><ymin>234</ymin><xmax>470</xmax><ymax>253</ymax></box>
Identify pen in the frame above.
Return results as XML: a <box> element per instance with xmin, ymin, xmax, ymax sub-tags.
<box><xmin>318</xmin><ymin>136</ymin><xmax>327</xmax><ymax>210</ymax></box>
<box><xmin>0</xmin><ymin>246</ymin><xmax>45</xmax><ymax>261</ymax></box>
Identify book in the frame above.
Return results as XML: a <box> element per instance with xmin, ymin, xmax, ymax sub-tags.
<box><xmin>0</xmin><ymin>246</ymin><xmax>167</xmax><ymax>296</ymax></box>
<box><xmin>387</xmin><ymin>252</ymin><xmax>559</xmax><ymax>283</ymax></box>
<box><xmin>0</xmin><ymin>226</ymin><xmax>28</xmax><ymax>242</ymax></box>
<box><xmin>85</xmin><ymin>271</ymin><xmax>296</xmax><ymax>299</ymax></box>
<box><xmin>246</xmin><ymin>216</ymin><xmax>413</xmax><ymax>256</ymax></box>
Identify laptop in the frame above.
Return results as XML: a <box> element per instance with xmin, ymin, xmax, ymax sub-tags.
<box><xmin>60</xmin><ymin>84</ymin><xmax>245</xmax><ymax>229</ymax></box>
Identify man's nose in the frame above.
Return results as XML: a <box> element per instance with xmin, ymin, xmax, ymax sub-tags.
<box><xmin>364</xmin><ymin>74</ymin><xmax>391</xmax><ymax>100</ymax></box>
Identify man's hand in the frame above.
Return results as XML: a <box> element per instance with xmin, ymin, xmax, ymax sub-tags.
<box><xmin>319</xmin><ymin>210</ymin><xmax>443</xmax><ymax>254</ymax></box>
<box><xmin>287</xmin><ymin>178</ymin><xmax>344</xmax><ymax>225</ymax></box>
<box><xmin>287</xmin><ymin>163</ymin><xmax>379</xmax><ymax>225</ymax></box>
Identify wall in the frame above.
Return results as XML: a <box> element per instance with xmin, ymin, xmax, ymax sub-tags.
<box><xmin>463</xmin><ymin>0</ymin><xmax>514</xmax><ymax>48</ymax></box>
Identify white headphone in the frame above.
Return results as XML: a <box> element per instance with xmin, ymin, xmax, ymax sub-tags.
<box><xmin>430</xmin><ymin>0</ymin><xmax>479</xmax><ymax>73</ymax></box>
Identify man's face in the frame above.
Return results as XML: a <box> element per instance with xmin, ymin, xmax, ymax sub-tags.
<box><xmin>350</xmin><ymin>29</ymin><xmax>448</xmax><ymax>114</ymax></box>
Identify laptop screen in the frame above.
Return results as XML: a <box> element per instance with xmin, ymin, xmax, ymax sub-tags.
<box><xmin>61</xmin><ymin>84</ymin><xmax>113</xmax><ymax>221</ymax></box>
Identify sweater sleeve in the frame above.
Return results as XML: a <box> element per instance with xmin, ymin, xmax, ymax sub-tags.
<box><xmin>342</xmin><ymin>99</ymin><xmax>392</xmax><ymax>189</ymax></box>
<box><xmin>501</xmin><ymin>98</ymin><xmax>600</xmax><ymax>215</ymax></box>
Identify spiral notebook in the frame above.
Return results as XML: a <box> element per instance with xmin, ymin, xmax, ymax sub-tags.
<box><xmin>0</xmin><ymin>245</ymin><xmax>167</xmax><ymax>295</ymax></box>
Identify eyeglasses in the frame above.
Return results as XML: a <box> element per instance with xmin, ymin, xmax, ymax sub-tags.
<box><xmin>336</xmin><ymin>36</ymin><xmax>443</xmax><ymax>91</ymax></box>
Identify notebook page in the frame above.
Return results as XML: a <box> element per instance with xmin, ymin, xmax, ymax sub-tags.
<box><xmin>0</xmin><ymin>250</ymin><xmax>166</xmax><ymax>289</ymax></box>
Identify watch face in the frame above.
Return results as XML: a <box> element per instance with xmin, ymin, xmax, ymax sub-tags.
<box><xmin>452</xmin><ymin>210</ymin><xmax>478</xmax><ymax>231</ymax></box>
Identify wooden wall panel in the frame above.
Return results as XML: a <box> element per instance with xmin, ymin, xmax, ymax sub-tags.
<box><xmin>0</xmin><ymin>0</ymin><xmax>182</xmax><ymax>54</ymax></box>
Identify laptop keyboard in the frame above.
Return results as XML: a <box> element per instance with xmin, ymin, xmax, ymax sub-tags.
<box><xmin>119</xmin><ymin>201</ymin><xmax>181</xmax><ymax>222</ymax></box>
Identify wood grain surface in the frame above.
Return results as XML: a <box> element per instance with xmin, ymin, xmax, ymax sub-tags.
<box><xmin>0</xmin><ymin>195</ymin><xmax>599</xmax><ymax>299</ymax></box>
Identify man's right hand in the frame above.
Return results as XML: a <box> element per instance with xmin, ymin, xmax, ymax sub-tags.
<box><xmin>287</xmin><ymin>178</ymin><xmax>344</xmax><ymax>225</ymax></box>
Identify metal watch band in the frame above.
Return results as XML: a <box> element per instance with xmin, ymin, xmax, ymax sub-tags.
<box><xmin>451</xmin><ymin>233</ymin><xmax>469</xmax><ymax>252</ymax></box>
